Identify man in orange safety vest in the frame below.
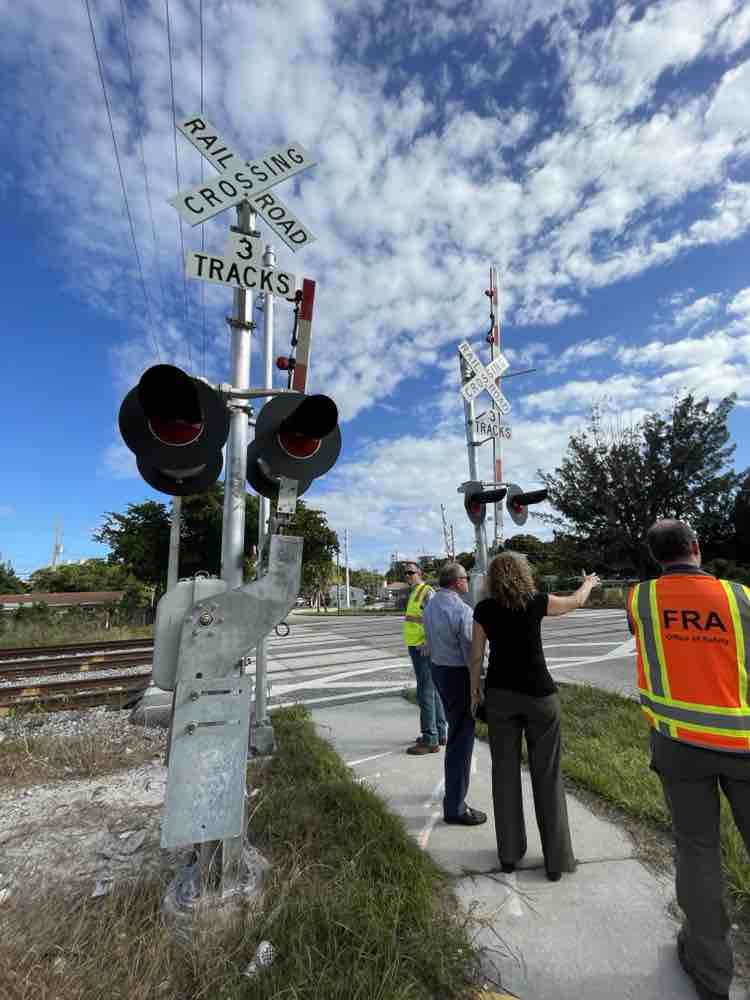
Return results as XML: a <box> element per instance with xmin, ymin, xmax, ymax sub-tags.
<box><xmin>629</xmin><ymin>519</ymin><xmax>750</xmax><ymax>1000</ymax></box>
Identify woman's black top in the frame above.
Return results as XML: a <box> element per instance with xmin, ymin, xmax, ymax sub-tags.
<box><xmin>473</xmin><ymin>592</ymin><xmax>557</xmax><ymax>697</ymax></box>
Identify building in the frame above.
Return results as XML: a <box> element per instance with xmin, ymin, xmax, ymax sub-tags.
<box><xmin>383</xmin><ymin>581</ymin><xmax>409</xmax><ymax>609</ymax></box>
<box><xmin>0</xmin><ymin>591</ymin><xmax>126</xmax><ymax>613</ymax></box>
<box><xmin>327</xmin><ymin>584</ymin><xmax>367</xmax><ymax>608</ymax></box>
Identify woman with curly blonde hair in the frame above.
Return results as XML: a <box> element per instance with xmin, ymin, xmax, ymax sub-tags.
<box><xmin>470</xmin><ymin>550</ymin><xmax>599</xmax><ymax>881</ymax></box>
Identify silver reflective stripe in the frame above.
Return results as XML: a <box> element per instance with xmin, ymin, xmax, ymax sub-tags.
<box><xmin>636</xmin><ymin>581</ymin><xmax>666</xmax><ymax>697</ymax></box>
<box><xmin>728</xmin><ymin>582</ymin><xmax>750</xmax><ymax>707</ymax></box>
<box><xmin>639</xmin><ymin>691</ymin><xmax>750</xmax><ymax>731</ymax></box>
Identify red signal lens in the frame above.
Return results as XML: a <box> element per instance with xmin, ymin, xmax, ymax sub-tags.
<box><xmin>276</xmin><ymin>356</ymin><xmax>290</xmax><ymax>370</ymax></box>
<box><xmin>278</xmin><ymin>430</ymin><xmax>321</xmax><ymax>459</ymax></box>
<box><xmin>469</xmin><ymin>501</ymin><xmax>481</xmax><ymax>515</ymax></box>
<box><xmin>149</xmin><ymin>418</ymin><xmax>203</xmax><ymax>446</ymax></box>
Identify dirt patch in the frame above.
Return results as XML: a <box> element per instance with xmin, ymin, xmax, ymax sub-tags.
<box><xmin>0</xmin><ymin>761</ymin><xmax>184</xmax><ymax>903</ymax></box>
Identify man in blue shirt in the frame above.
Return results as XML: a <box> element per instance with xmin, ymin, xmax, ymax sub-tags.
<box><xmin>422</xmin><ymin>561</ymin><xmax>487</xmax><ymax>826</ymax></box>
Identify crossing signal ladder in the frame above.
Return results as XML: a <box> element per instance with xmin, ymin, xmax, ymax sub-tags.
<box><xmin>119</xmin><ymin>364</ymin><xmax>230</xmax><ymax>496</ymax></box>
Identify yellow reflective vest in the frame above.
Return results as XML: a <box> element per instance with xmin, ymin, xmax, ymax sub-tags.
<box><xmin>403</xmin><ymin>582</ymin><xmax>433</xmax><ymax>647</ymax></box>
<box><xmin>630</xmin><ymin>574</ymin><xmax>750</xmax><ymax>754</ymax></box>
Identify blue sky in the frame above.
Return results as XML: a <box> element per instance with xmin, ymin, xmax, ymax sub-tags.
<box><xmin>1</xmin><ymin>0</ymin><xmax>750</xmax><ymax>579</ymax></box>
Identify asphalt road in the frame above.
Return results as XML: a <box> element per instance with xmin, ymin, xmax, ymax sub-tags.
<box><xmin>266</xmin><ymin>607</ymin><xmax>636</xmax><ymax>711</ymax></box>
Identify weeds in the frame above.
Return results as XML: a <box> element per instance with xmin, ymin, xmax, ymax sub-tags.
<box><xmin>0</xmin><ymin>623</ymin><xmax>153</xmax><ymax>650</ymax></box>
<box><xmin>0</xmin><ymin>706</ymin><xmax>481</xmax><ymax>1000</ymax></box>
<box><xmin>0</xmin><ymin>729</ymin><xmax>164</xmax><ymax>787</ymax></box>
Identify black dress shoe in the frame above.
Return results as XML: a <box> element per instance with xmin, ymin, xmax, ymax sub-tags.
<box><xmin>501</xmin><ymin>863</ymin><xmax>515</xmax><ymax>873</ymax></box>
<box><xmin>546</xmin><ymin>870</ymin><xmax>562</xmax><ymax>882</ymax></box>
<box><xmin>444</xmin><ymin>806</ymin><xmax>487</xmax><ymax>826</ymax></box>
<box><xmin>677</xmin><ymin>932</ymin><xmax>729</xmax><ymax>999</ymax></box>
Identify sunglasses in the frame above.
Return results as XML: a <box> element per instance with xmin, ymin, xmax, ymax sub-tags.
<box><xmin>405</xmin><ymin>570</ymin><xmax>418</xmax><ymax>575</ymax></box>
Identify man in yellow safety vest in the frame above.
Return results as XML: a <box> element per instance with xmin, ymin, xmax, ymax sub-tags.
<box><xmin>629</xmin><ymin>519</ymin><xmax>750</xmax><ymax>1000</ymax></box>
<box><xmin>403</xmin><ymin>562</ymin><xmax>447</xmax><ymax>754</ymax></box>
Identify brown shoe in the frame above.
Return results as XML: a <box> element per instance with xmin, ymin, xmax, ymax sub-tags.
<box><xmin>406</xmin><ymin>742</ymin><xmax>439</xmax><ymax>755</ymax></box>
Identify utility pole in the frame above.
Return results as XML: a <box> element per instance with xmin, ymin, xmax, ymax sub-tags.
<box><xmin>344</xmin><ymin>528</ymin><xmax>350</xmax><ymax>608</ymax></box>
<box><xmin>440</xmin><ymin>504</ymin><xmax>454</xmax><ymax>560</ymax></box>
<box><xmin>51</xmin><ymin>522</ymin><xmax>63</xmax><ymax>569</ymax></box>
<box><xmin>486</xmin><ymin>266</ymin><xmax>503</xmax><ymax>550</ymax></box>
<box><xmin>336</xmin><ymin>544</ymin><xmax>341</xmax><ymax>613</ymax></box>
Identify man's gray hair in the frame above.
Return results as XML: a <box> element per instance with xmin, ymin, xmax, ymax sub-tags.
<box><xmin>646</xmin><ymin>519</ymin><xmax>697</xmax><ymax>564</ymax></box>
<box><xmin>439</xmin><ymin>561</ymin><xmax>465</xmax><ymax>588</ymax></box>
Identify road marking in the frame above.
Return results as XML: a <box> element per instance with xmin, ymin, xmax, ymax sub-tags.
<box><xmin>347</xmin><ymin>751</ymin><xmax>394</xmax><ymax>766</ymax></box>
<box><xmin>271</xmin><ymin>662</ymin><xmax>412</xmax><ymax>695</ymax></box>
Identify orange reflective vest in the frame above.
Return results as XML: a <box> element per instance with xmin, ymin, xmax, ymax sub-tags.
<box><xmin>403</xmin><ymin>583</ymin><xmax>432</xmax><ymax>647</ymax></box>
<box><xmin>630</xmin><ymin>574</ymin><xmax>750</xmax><ymax>754</ymax></box>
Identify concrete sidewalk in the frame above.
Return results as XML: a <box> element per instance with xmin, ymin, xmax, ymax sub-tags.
<box><xmin>309</xmin><ymin>695</ymin><xmax>748</xmax><ymax>1000</ymax></box>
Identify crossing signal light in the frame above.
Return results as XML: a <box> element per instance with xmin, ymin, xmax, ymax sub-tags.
<box><xmin>119</xmin><ymin>364</ymin><xmax>230</xmax><ymax>496</ymax></box>
<box><xmin>246</xmin><ymin>391</ymin><xmax>341</xmax><ymax>500</ymax></box>
<box><xmin>506</xmin><ymin>484</ymin><xmax>548</xmax><ymax>526</ymax></box>
<box><xmin>463</xmin><ymin>481</ymin><xmax>508</xmax><ymax>527</ymax></box>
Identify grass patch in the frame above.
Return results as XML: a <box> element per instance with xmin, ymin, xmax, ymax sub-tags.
<box><xmin>407</xmin><ymin>681</ymin><xmax>750</xmax><ymax>925</ymax></box>
<box><xmin>0</xmin><ymin>706</ymin><xmax>483</xmax><ymax>1000</ymax></box>
<box><xmin>0</xmin><ymin>729</ymin><xmax>165</xmax><ymax>788</ymax></box>
<box><xmin>0</xmin><ymin>623</ymin><xmax>153</xmax><ymax>649</ymax></box>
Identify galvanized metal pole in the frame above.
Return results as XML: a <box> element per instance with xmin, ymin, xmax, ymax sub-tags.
<box><xmin>220</xmin><ymin>202</ymin><xmax>254</xmax><ymax>588</ymax></box>
<box><xmin>210</xmin><ymin>201</ymin><xmax>255</xmax><ymax>894</ymax></box>
<box><xmin>167</xmin><ymin>497</ymin><xmax>181</xmax><ymax>591</ymax></box>
<box><xmin>252</xmin><ymin>242</ymin><xmax>276</xmax><ymax>756</ymax></box>
<box><xmin>459</xmin><ymin>355</ymin><xmax>488</xmax><ymax>578</ymax></box>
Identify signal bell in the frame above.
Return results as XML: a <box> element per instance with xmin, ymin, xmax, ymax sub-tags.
<box><xmin>118</xmin><ymin>364</ymin><xmax>230</xmax><ymax>496</ymax></box>
<box><xmin>246</xmin><ymin>391</ymin><xmax>341</xmax><ymax>500</ymax></box>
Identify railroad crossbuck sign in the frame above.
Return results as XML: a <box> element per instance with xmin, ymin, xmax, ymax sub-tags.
<box><xmin>169</xmin><ymin>115</ymin><xmax>317</xmax><ymax>252</ymax></box>
<box><xmin>458</xmin><ymin>341</ymin><xmax>511</xmax><ymax>414</ymax></box>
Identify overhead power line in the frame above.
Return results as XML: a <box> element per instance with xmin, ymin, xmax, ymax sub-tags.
<box><xmin>200</xmin><ymin>0</ymin><xmax>207</xmax><ymax>378</ymax></box>
<box><xmin>83</xmin><ymin>0</ymin><xmax>162</xmax><ymax>363</ymax></box>
<box><xmin>165</xmin><ymin>0</ymin><xmax>193</xmax><ymax>369</ymax></box>
<box><xmin>118</xmin><ymin>0</ymin><xmax>171</xmax><ymax>352</ymax></box>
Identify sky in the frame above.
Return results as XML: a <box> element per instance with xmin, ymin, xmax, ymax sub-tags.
<box><xmin>1</xmin><ymin>0</ymin><xmax>750</xmax><ymax>579</ymax></box>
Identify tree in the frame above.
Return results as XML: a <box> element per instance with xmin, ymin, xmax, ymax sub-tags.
<box><xmin>0</xmin><ymin>559</ymin><xmax>26</xmax><ymax>594</ymax></box>
<box><xmin>95</xmin><ymin>488</ymin><xmax>340</xmax><ymax>599</ymax></box>
<box><xmin>94</xmin><ymin>487</ymin><xmax>261</xmax><ymax>593</ymax></box>
<box><xmin>27</xmin><ymin>558</ymin><xmax>133</xmax><ymax>594</ymax></box>
<box><xmin>349</xmin><ymin>569</ymin><xmax>385</xmax><ymax>600</ymax></box>
<box><xmin>286</xmin><ymin>503</ymin><xmax>338</xmax><ymax>597</ymax></box>
<box><xmin>539</xmin><ymin>393</ymin><xmax>747</xmax><ymax>578</ymax></box>
<box><xmin>93</xmin><ymin>501</ymin><xmax>172</xmax><ymax>589</ymax></box>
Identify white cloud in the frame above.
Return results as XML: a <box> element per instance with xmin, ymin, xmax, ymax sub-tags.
<box><xmin>673</xmin><ymin>294</ymin><xmax>722</xmax><ymax>328</ymax></box>
<box><xmin>5</xmin><ymin>0</ymin><xmax>750</xmax><ymax>567</ymax></box>
<box><xmin>100</xmin><ymin>440</ymin><xmax>138</xmax><ymax>480</ymax></box>
<box><xmin>728</xmin><ymin>287</ymin><xmax>750</xmax><ymax>317</ymax></box>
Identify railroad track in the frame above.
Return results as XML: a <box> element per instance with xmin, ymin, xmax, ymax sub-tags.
<box><xmin>0</xmin><ymin>651</ymin><xmax>153</xmax><ymax>682</ymax></box>
<box><xmin>0</xmin><ymin>671</ymin><xmax>152</xmax><ymax>714</ymax></box>
<box><xmin>0</xmin><ymin>637</ymin><xmax>153</xmax><ymax>662</ymax></box>
<box><xmin>0</xmin><ymin>640</ymin><xmax>155</xmax><ymax>714</ymax></box>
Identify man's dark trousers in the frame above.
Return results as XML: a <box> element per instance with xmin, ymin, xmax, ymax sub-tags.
<box><xmin>650</xmin><ymin>729</ymin><xmax>750</xmax><ymax>996</ymax></box>
<box><xmin>430</xmin><ymin>665</ymin><xmax>475</xmax><ymax>818</ymax></box>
